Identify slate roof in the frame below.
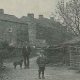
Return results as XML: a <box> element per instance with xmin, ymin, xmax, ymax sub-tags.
<box><xmin>0</xmin><ymin>14</ymin><xmax>27</xmax><ymax>24</ymax></box>
<box><xmin>20</xmin><ymin>16</ymin><xmax>60</xmax><ymax>30</ymax></box>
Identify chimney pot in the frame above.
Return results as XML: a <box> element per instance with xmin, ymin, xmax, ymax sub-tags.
<box><xmin>39</xmin><ymin>15</ymin><xmax>44</xmax><ymax>19</ymax></box>
<box><xmin>27</xmin><ymin>13</ymin><xmax>34</xmax><ymax>19</ymax></box>
<box><xmin>0</xmin><ymin>9</ymin><xmax>4</xmax><ymax>14</ymax></box>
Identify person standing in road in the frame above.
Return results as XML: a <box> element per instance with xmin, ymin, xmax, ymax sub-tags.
<box><xmin>36</xmin><ymin>50</ymin><xmax>47</xmax><ymax>79</ymax></box>
<box><xmin>22</xmin><ymin>44</ymin><xmax>31</xmax><ymax>69</ymax></box>
<box><xmin>26</xmin><ymin>45</ymin><xmax>31</xmax><ymax>68</ymax></box>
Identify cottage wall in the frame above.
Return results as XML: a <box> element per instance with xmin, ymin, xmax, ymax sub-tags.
<box><xmin>0</xmin><ymin>20</ymin><xmax>28</xmax><ymax>47</ymax></box>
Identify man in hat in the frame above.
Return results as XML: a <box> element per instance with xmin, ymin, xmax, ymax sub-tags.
<box><xmin>36</xmin><ymin>50</ymin><xmax>47</xmax><ymax>79</ymax></box>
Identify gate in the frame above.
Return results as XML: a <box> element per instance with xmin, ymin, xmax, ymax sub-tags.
<box><xmin>69</xmin><ymin>46</ymin><xmax>80</xmax><ymax>69</ymax></box>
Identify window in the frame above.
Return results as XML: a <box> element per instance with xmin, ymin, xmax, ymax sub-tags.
<box><xmin>8</xmin><ymin>28</ymin><xmax>12</xmax><ymax>32</ymax></box>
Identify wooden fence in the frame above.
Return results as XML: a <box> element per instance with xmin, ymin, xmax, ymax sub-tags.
<box><xmin>69</xmin><ymin>46</ymin><xmax>80</xmax><ymax>69</ymax></box>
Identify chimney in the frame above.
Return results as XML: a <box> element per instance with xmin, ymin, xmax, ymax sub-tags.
<box><xmin>39</xmin><ymin>15</ymin><xmax>44</xmax><ymax>19</ymax></box>
<box><xmin>50</xmin><ymin>17</ymin><xmax>54</xmax><ymax>21</ymax></box>
<box><xmin>27</xmin><ymin>13</ymin><xmax>34</xmax><ymax>19</ymax></box>
<box><xmin>0</xmin><ymin>9</ymin><xmax>4</xmax><ymax>14</ymax></box>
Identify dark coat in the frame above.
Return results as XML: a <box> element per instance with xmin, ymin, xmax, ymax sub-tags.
<box><xmin>27</xmin><ymin>46</ymin><xmax>31</xmax><ymax>55</ymax></box>
<box><xmin>22</xmin><ymin>46</ymin><xmax>31</xmax><ymax>57</ymax></box>
<box><xmin>37</xmin><ymin>55</ymin><xmax>47</xmax><ymax>67</ymax></box>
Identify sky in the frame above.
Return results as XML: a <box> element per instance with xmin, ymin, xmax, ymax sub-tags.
<box><xmin>0</xmin><ymin>0</ymin><xmax>59</xmax><ymax>18</ymax></box>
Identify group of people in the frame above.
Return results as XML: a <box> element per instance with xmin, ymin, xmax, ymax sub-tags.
<box><xmin>22</xmin><ymin>44</ymin><xmax>47</xmax><ymax>79</ymax></box>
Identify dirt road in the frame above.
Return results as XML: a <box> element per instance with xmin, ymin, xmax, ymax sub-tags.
<box><xmin>1</xmin><ymin>57</ymin><xmax>80</xmax><ymax>80</ymax></box>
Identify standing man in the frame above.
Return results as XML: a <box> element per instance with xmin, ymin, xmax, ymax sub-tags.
<box><xmin>22</xmin><ymin>44</ymin><xmax>31</xmax><ymax>69</ymax></box>
<box><xmin>36</xmin><ymin>50</ymin><xmax>47</xmax><ymax>79</ymax></box>
<box><xmin>26</xmin><ymin>45</ymin><xmax>31</xmax><ymax>68</ymax></box>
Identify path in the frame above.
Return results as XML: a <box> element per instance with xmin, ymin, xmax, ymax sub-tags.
<box><xmin>1</xmin><ymin>57</ymin><xmax>80</xmax><ymax>80</ymax></box>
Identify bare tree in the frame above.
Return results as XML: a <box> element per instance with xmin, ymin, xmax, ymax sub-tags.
<box><xmin>56</xmin><ymin>0</ymin><xmax>80</xmax><ymax>36</ymax></box>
